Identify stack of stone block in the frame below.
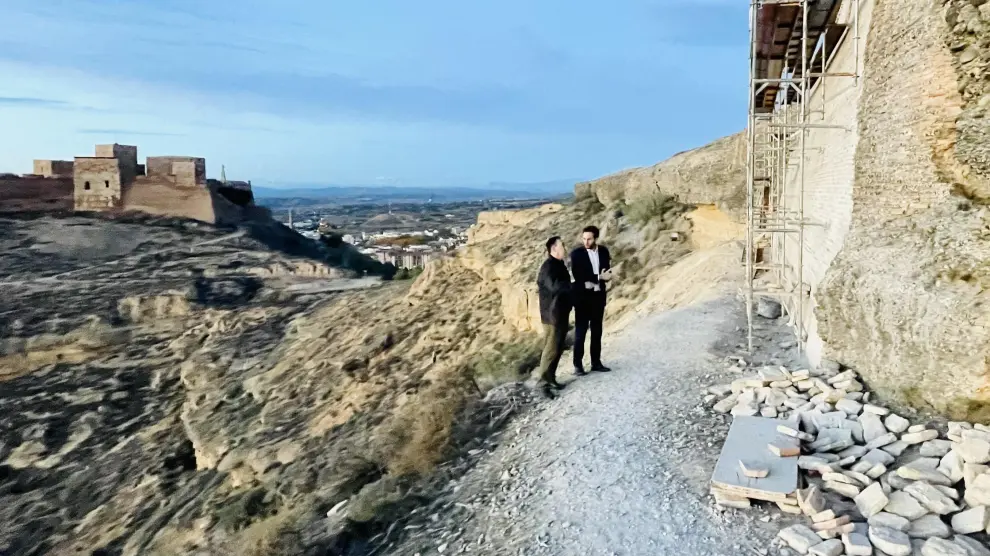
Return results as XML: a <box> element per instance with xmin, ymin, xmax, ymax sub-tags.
<box><xmin>707</xmin><ymin>362</ymin><xmax>990</xmax><ymax>555</ymax></box>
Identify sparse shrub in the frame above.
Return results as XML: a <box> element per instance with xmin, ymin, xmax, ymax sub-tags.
<box><xmin>215</xmin><ymin>487</ymin><xmax>276</xmax><ymax>532</ymax></box>
<box><xmin>626</xmin><ymin>193</ymin><xmax>680</xmax><ymax>226</ymax></box>
<box><xmin>470</xmin><ymin>339</ymin><xmax>543</xmax><ymax>391</ymax></box>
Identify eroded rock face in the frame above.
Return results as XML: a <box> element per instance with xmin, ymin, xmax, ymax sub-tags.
<box><xmin>573</xmin><ymin>132</ymin><xmax>747</xmax><ymax>221</ymax></box>
<box><xmin>816</xmin><ymin>0</ymin><xmax>990</xmax><ymax>420</ymax></box>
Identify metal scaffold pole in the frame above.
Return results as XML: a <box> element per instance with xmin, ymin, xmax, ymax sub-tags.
<box><xmin>745</xmin><ymin>0</ymin><xmax>758</xmax><ymax>354</ymax></box>
<box><xmin>745</xmin><ymin>0</ymin><xmax>863</xmax><ymax>356</ymax></box>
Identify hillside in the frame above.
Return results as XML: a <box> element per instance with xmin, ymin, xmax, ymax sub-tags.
<box><xmin>0</xmin><ymin>135</ymin><xmax>746</xmax><ymax>556</ymax></box>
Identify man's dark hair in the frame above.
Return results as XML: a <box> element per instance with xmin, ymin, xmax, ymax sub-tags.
<box><xmin>582</xmin><ymin>225</ymin><xmax>600</xmax><ymax>239</ymax></box>
<box><xmin>545</xmin><ymin>235</ymin><xmax>561</xmax><ymax>254</ymax></box>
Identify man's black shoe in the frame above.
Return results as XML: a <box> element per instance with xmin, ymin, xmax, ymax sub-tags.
<box><xmin>573</xmin><ymin>367</ymin><xmax>588</xmax><ymax>377</ymax></box>
<box><xmin>541</xmin><ymin>384</ymin><xmax>557</xmax><ymax>399</ymax></box>
<box><xmin>591</xmin><ymin>364</ymin><xmax>612</xmax><ymax>373</ymax></box>
<box><xmin>549</xmin><ymin>380</ymin><xmax>566</xmax><ymax>390</ymax></box>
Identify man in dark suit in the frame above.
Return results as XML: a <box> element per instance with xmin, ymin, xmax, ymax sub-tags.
<box><xmin>536</xmin><ymin>236</ymin><xmax>572</xmax><ymax>399</ymax></box>
<box><xmin>570</xmin><ymin>225</ymin><xmax>612</xmax><ymax>375</ymax></box>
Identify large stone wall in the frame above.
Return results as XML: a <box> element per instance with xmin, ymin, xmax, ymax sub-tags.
<box><xmin>146</xmin><ymin>156</ymin><xmax>206</xmax><ymax>187</ymax></box>
<box><xmin>95</xmin><ymin>144</ymin><xmax>138</xmax><ymax>183</ymax></box>
<box><xmin>32</xmin><ymin>160</ymin><xmax>74</xmax><ymax>178</ymax></box>
<box><xmin>777</xmin><ymin>0</ymin><xmax>874</xmax><ymax>365</ymax></box>
<box><xmin>807</xmin><ymin>0</ymin><xmax>990</xmax><ymax>420</ymax></box>
<box><xmin>123</xmin><ymin>177</ymin><xmax>218</xmax><ymax>223</ymax></box>
<box><xmin>73</xmin><ymin>158</ymin><xmax>123</xmax><ymax>211</ymax></box>
<box><xmin>0</xmin><ymin>177</ymin><xmax>73</xmax><ymax>213</ymax></box>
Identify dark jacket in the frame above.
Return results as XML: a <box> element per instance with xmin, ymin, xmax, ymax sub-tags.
<box><xmin>570</xmin><ymin>245</ymin><xmax>611</xmax><ymax>299</ymax></box>
<box><xmin>537</xmin><ymin>257</ymin><xmax>572</xmax><ymax>326</ymax></box>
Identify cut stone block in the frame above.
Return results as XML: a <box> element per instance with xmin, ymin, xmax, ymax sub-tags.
<box><xmin>953</xmin><ymin>534</ymin><xmax>990</xmax><ymax>556</ymax></box>
<box><xmin>712</xmin><ymin>488</ymin><xmax>751</xmax><ymax>509</ymax></box>
<box><xmin>897</xmin><ymin>466</ymin><xmax>954</xmax><ymax>486</ymax></box>
<box><xmin>732</xmin><ymin>404</ymin><xmax>760</xmax><ymax>417</ymax></box>
<box><xmin>799</xmin><ymin>456</ymin><xmax>834</xmax><ymax>472</ymax></box>
<box><xmin>776</xmin><ymin>500</ymin><xmax>802</xmax><ymax>514</ymax></box>
<box><xmin>860</xmin><ymin>412</ymin><xmax>889</xmax><ymax>443</ymax></box>
<box><xmin>779</xmin><ymin>524</ymin><xmax>825</xmax><ymax>554</ymax></box>
<box><xmin>920</xmin><ymin>538</ymin><xmax>971</xmax><ymax>556</ymax></box>
<box><xmin>798</xmin><ymin>484</ymin><xmax>827</xmax><ymax>516</ymax></box>
<box><xmin>811</xmin><ymin>509</ymin><xmax>837</xmax><ymax>523</ymax></box>
<box><xmin>713</xmin><ymin>396</ymin><xmax>738</xmax><ymax>413</ymax></box>
<box><xmin>816</xmin><ymin>522</ymin><xmax>855</xmax><ymax>539</ymax></box>
<box><xmin>824</xmin><ymin>480</ymin><xmax>861</xmax><ymax>499</ymax></box>
<box><xmin>862</xmin><ymin>448</ymin><xmax>896</xmax><ymax>466</ymax></box>
<box><xmin>884</xmin><ymin>440</ymin><xmax>912</xmax><ymax>457</ymax></box>
<box><xmin>811</xmin><ymin>515</ymin><xmax>851</xmax><ymax>532</ymax></box>
<box><xmin>842</xmin><ymin>532</ymin><xmax>873</xmax><ymax>556</ymax></box>
<box><xmin>778</xmin><ymin>424</ymin><xmax>815</xmax><ymax>442</ymax></box>
<box><xmin>909</xmin><ymin>514</ymin><xmax>951</xmax><ymax>539</ymax></box>
<box><xmin>855</xmin><ymin>482</ymin><xmax>889</xmax><ymax>518</ymax></box>
<box><xmin>866</xmin><ymin>432</ymin><xmax>899</xmax><ymax>450</ymax></box>
<box><xmin>885</xmin><ymin>414</ymin><xmax>911</xmax><ymax>434</ymax></box>
<box><xmin>885</xmin><ymin>490</ymin><xmax>929</xmax><ymax>520</ymax></box>
<box><xmin>921</xmin><ymin>440</ymin><xmax>954</xmax><ymax>458</ymax></box>
<box><xmin>863</xmin><ymin>404</ymin><xmax>890</xmax><ymax>416</ymax></box>
<box><xmin>869</xmin><ymin>525</ymin><xmax>913</xmax><ymax>556</ymax></box>
<box><xmin>839</xmin><ymin>445</ymin><xmax>869</xmax><ymax>460</ymax></box>
<box><xmin>904</xmin><ymin>430</ymin><xmax>941</xmax><ymax>445</ymax></box>
<box><xmin>963</xmin><ymin>472</ymin><xmax>990</xmax><ymax>507</ymax></box>
<box><xmin>905</xmin><ymin>482</ymin><xmax>962</xmax><ymax>515</ymax></box>
<box><xmin>935</xmin><ymin>485</ymin><xmax>961</xmax><ymax>501</ymax></box>
<box><xmin>836</xmin><ymin>398</ymin><xmax>863</xmax><ymax>415</ymax></box>
<box><xmin>905</xmin><ymin>457</ymin><xmax>942</xmax><ymax>471</ymax></box>
<box><xmin>939</xmin><ymin>451</ymin><xmax>966</xmax><ymax>484</ymax></box>
<box><xmin>958</xmin><ymin>437</ymin><xmax>990</xmax><ymax>465</ymax></box>
<box><xmin>769</xmin><ymin>442</ymin><xmax>801</xmax><ymax>457</ymax></box>
<box><xmin>868</xmin><ymin>511</ymin><xmax>911</xmax><ymax>532</ymax></box>
<box><xmin>740</xmin><ymin>460</ymin><xmax>769</xmax><ymax>478</ymax></box>
<box><xmin>807</xmin><ymin>538</ymin><xmax>843</xmax><ymax>556</ymax></box>
<box><xmin>866</xmin><ymin>463</ymin><xmax>888</xmax><ymax>479</ymax></box>
<box><xmin>950</xmin><ymin>505</ymin><xmax>989</xmax><ymax>535</ymax></box>
<box><xmin>909</xmin><ymin>425</ymin><xmax>929</xmax><ymax>434</ymax></box>
<box><xmin>761</xmin><ymin>406</ymin><xmax>779</xmax><ymax>418</ymax></box>
<box><xmin>842</xmin><ymin>470</ymin><xmax>873</xmax><ymax>487</ymax></box>
<box><xmin>963</xmin><ymin>463</ymin><xmax>989</xmax><ymax>489</ymax></box>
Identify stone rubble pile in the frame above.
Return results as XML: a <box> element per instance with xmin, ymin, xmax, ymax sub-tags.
<box><xmin>707</xmin><ymin>360</ymin><xmax>990</xmax><ymax>556</ymax></box>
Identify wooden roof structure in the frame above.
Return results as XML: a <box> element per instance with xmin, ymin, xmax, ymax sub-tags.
<box><xmin>753</xmin><ymin>0</ymin><xmax>846</xmax><ymax>113</ymax></box>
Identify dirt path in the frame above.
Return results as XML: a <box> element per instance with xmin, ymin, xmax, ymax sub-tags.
<box><xmin>387</xmin><ymin>294</ymin><xmax>789</xmax><ymax>556</ymax></box>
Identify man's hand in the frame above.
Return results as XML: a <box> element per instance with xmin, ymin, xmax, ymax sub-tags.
<box><xmin>584</xmin><ymin>281</ymin><xmax>596</xmax><ymax>290</ymax></box>
<box><xmin>600</xmin><ymin>269</ymin><xmax>613</xmax><ymax>282</ymax></box>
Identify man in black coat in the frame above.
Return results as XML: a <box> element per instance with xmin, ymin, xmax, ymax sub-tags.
<box><xmin>536</xmin><ymin>235</ymin><xmax>572</xmax><ymax>399</ymax></box>
<box><xmin>570</xmin><ymin>225</ymin><xmax>612</xmax><ymax>375</ymax></box>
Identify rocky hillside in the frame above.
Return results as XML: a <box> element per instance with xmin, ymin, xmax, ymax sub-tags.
<box><xmin>0</xmin><ymin>135</ymin><xmax>746</xmax><ymax>556</ymax></box>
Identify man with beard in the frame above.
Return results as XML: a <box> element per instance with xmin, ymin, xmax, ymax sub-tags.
<box><xmin>570</xmin><ymin>225</ymin><xmax>613</xmax><ymax>375</ymax></box>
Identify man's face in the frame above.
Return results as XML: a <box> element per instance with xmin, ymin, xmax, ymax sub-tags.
<box><xmin>550</xmin><ymin>239</ymin><xmax>565</xmax><ymax>260</ymax></box>
<box><xmin>582</xmin><ymin>232</ymin><xmax>597</xmax><ymax>249</ymax></box>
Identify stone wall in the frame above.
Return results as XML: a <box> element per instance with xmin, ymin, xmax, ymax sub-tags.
<box><xmin>778</xmin><ymin>0</ymin><xmax>874</xmax><ymax>366</ymax></box>
<box><xmin>74</xmin><ymin>158</ymin><xmax>123</xmax><ymax>211</ymax></box>
<box><xmin>95</xmin><ymin>144</ymin><xmax>138</xmax><ymax>184</ymax></box>
<box><xmin>123</xmin><ymin>177</ymin><xmax>218</xmax><ymax>223</ymax></box>
<box><xmin>811</xmin><ymin>0</ymin><xmax>990</xmax><ymax>420</ymax></box>
<box><xmin>146</xmin><ymin>156</ymin><xmax>206</xmax><ymax>187</ymax></box>
<box><xmin>0</xmin><ymin>176</ymin><xmax>73</xmax><ymax>212</ymax></box>
<box><xmin>32</xmin><ymin>160</ymin><xmax>74</xmax><ymax>178</ymax></box>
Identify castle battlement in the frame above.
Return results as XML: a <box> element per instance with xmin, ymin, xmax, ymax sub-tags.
<box><xmin>1</xmin><ymin>143</ymin><xmax>257</xmax><ymax>223</ymax></box>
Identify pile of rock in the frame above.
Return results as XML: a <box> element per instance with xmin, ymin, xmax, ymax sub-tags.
<box><xmin>707</xmin><ymin>362</ymin><xmax>990</xmax><ymax>556</ymax></box>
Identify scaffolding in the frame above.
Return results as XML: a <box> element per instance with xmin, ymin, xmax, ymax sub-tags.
<box><xmin>744</xmin><ymin>0</ymin><xmax>860</xmax><ymax>354</ymax></box>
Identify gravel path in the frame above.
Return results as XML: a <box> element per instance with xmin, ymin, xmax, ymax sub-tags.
<box><xmin>387</xmin><ymin>294</ymin><xmax>795</xmax><ymax>556</ymax></box>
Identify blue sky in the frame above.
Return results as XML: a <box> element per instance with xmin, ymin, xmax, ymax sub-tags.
<box><xmin>0</xmin><ymin>0</ymin><xmax>748</xmax><ymax>188</ymax></box>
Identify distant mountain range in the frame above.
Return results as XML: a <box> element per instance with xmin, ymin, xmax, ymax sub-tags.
<box><xmin>251</xmin><ymin>180</ymin><xmax>577</xmax><ymax>203</ymax></box>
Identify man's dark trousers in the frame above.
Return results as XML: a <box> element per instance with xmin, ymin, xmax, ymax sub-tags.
<box><xmin>539</xmin><ymin>323</ymin><xmax>568</xmax><ymax>384</ymax></box>
<box><xmin>573</xmin><ymin>292</ymin><xmax>605</xmax><ymax>369</ymax></box>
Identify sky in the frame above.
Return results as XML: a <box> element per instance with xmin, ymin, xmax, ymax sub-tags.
<box><xmin>0</xmin><ymin>0</ymin><xmax>748</xmax><ymax>188</ymax></box>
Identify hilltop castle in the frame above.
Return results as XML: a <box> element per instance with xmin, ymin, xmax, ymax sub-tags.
<box><xmin>1</xmin><ymin>144</ymin><xmax>259</xmax><ymax>224</ymax></box>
